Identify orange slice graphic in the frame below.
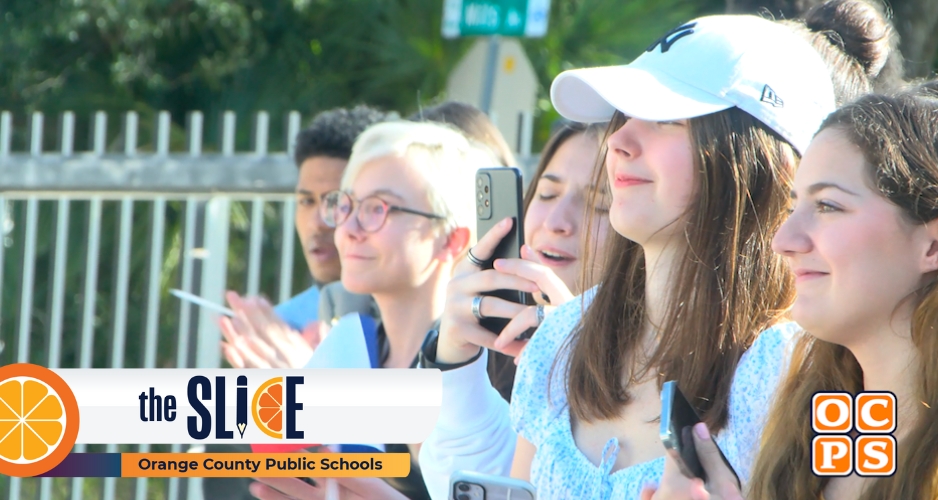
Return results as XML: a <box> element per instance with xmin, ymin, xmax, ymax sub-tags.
<box><xmin>252</xmin><ymin>377</ymin><xmax>284</xmax><ymax>439</ymax></box>
<box><xmin>0</xmin><ymin>364</ymin><xmax>79</xmax><ymax>477</ymax></box>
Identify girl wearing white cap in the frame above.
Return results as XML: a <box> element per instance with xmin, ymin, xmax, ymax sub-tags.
<box><xmin>644</xmin><ymin>85</ymin><xmax>938</xmax><ymax>500</ymax></box>
<box><xmin>418</xmin><ymin>1</ymin><xmax>898</xmax><ymax>499</ymax></box>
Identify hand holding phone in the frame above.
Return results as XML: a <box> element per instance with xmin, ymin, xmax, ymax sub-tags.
<box><xmin>660</xmin><ymin>380</ymin><xmax>739</xmax><ymax>484</ymax></box>
<box><xmin>449</xmin><ymin>470</ymin><xmax>536</xmax><ymax>500</ymax></box>
<box><xmin>475</xmin><ymin>168</ymin><xmax>536</xmax><ymax>340</ymax></box>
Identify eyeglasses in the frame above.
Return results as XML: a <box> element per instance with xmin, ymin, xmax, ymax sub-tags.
<box><xmin>320</xmin><ymin>190</ymin><xmax>445</xmax><ymax>233</ymax></box>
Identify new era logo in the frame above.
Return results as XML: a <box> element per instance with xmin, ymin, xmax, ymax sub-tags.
<box><xmin>646</xmin><ymin>22</ymin><xmax>697</xmax><ymax>54</ymax></box>
<box><xmin>761</xmin><ymin>85</ymin><xmax>784</xmax><ymax>107</ymax></box>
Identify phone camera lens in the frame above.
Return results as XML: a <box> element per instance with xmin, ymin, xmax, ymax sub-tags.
<box><xmin>457</xmin><ymin>483</ymin><xmax>471</xmax><ymax>492</ymax></box>
<box><xmin>457</xmin><ymin>495</ymin><xmax>470</xmax><ymax>500</ymax></box>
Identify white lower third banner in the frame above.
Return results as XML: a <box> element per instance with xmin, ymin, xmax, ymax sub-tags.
<box><xmin>52</xmin><ymin>369</ymin><xmax>441</xmax><ymax>445</ymax></box>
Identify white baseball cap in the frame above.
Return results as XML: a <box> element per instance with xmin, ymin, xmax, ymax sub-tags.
<box><xmin>550</xmin><ymin>15</ymin><xmax>836</xmax><ymax>155</ymax></box>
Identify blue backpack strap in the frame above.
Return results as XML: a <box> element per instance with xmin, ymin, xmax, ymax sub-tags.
<box><xmin>334</xmin><ymin>314</ymin><xmax>386</xmax><ymax>454</ymax></box>
<box><xmin>358</xmin><ymin>314</ymin><xmax>382</xmax><ymax>369</ymax></box>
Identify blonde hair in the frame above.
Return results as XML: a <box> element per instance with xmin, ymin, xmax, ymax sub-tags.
<box><xmin>342</xmin><ymin>120</ymin><xmax>499</xmax><ymax>242</ymax></box>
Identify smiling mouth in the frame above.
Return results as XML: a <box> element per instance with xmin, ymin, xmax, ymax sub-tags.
<box><xmin>342</xmin><ymin>254</ymin><xmax>373</xmax><ymax>260</ymax></box>
<box><xmin>538</xmin><ymin>249</ymin><xmax>574</xmax><ymax>264</ymax></box>
<box><xmin>795</xmin><ymin>270</ymin><xmax>829</xmax><ymax>281</ymax></box>
<box><xmin>613</xmin><ymin>175</ymin><xmax>651</xmax><ymax>188</ymax></box>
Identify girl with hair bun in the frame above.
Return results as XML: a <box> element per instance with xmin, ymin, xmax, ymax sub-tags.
<box><xmin>782</xmin><ymin>0</ymin><xmax>904</xmax><ymax>102</ymax></box>
<box><xmin>645</xmin><ymin>84</ymin><xmax>938</xmax><ymax>500</ymax></box>
<box><xmin>417</xmin><ymin>1</ymin><xmax>903</xmax><ymax>499</ymax></box>
<box><xmin>417</xmin><ymin>1</ymin><xmax>903</xmax><ymax>498</ymax></box>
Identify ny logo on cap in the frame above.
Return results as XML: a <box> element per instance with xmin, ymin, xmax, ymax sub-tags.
<box><xmin>646</xmin><ymin>22</ymin><xmax>697</xmax><ymax>54</ymax></box>
<box><xmin>761</xmin><ymin>85</ymin><xmax>784</xmax><ymax>107</ymax></box>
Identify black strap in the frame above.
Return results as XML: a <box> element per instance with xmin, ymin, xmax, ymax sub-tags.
<box><xmin>376</xmin><ymin>320</ymin><xmax>443</xmax><ymax>368</ymax></box>
<box><xmin>417</xmin><ymin>329</ymin><xmax>483</xmax><ymax>371</ymax></box>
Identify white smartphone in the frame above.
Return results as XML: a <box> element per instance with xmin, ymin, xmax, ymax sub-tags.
<box><xmin>450</xmin><ymin>470</ymin><xmax>535</xmax><ymax>500</ymax></box>
<box><xmin>169</xmin><ymin>289</ymin><xmax>235</xmax><ymax>317</ymax></box>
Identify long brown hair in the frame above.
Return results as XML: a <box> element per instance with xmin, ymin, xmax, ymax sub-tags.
<box><xmin>748</xmin><ymin>87</ymin><xmax>938</xmax><ymax>499</ymax></box>
<box><xmin>487</xmin><ymin>121</ymin><xmax>606</xmax><ymax>402</ymax></box>
<box><xmin>566</xmin><ymin>108</ymin><xmax>797</xmax><ymax>429</ymax></box>
<box><xmin>562</xmin><ymin>0</ymin><xmax>901</xmax><ymax>431</ymax></box>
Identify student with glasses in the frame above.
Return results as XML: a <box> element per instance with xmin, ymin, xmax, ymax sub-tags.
<box><xmin>246</xmin><ymin>120</ymin><xmax>498</xmax><ymax>500</ymax></box>
<box><xmin>321</xmin><ymin>190</ymin><xmax>446</xmax><ymax>233</ymax></box>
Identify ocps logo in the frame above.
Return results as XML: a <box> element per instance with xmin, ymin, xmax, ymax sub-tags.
<box><xmin>811</xmin><ymin>392</ymin><xmax>896</xmax><ymax>477</ymax></box>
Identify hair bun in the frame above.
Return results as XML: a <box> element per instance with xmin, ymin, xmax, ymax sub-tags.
<box><xmin>804</xmin><ymin>0</ymin><xmax>895</xmax><ymax>80</ymax></box>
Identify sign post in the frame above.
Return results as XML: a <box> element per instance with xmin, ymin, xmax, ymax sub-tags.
<box><xmin>442</xmin><ymin>0</ymin><xmax>551</xmax><ymax>39</ymax></box>
<box><xmin>479</xmin><ymin>36</ymin><xmax>501</xmax><ymax>115</ymax></box>
<box><xmin>442</xmin><ymin>0</ymin><xmax>549</xmax><ymax>157</ymax></box>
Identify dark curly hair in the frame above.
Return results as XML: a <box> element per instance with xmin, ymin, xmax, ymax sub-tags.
<box><xmin>292</xmin><ymin>104</ymin><xmax>396</xmax><ymax>166</ymax></box>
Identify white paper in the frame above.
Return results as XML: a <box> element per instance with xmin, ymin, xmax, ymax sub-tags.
<box><xmin>302</xmin><ymin>314</ymin><xmax>387</xmax><ymax>453</ymax></box>
<box><xmin>303</xmin><ymin>313</ymin><xmax>373</xmax><ymax>369</ymax></box>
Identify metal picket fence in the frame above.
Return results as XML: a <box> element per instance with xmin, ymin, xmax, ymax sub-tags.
<box><xmin>0</xmin><ymin>109</ymin><xmax>309</xmax><ymax>500</ymax></box>
<box><xmin>0</xmin><ymin>108</ymin><xmax>537</xmax><ymax>500</ymax></box>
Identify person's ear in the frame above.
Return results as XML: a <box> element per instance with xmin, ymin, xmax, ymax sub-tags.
<box><xmin>921</xmin><ymin>219</ymin><xmax>938</xmax><ymax>274</ymax></box>
<box><xmin>440</xmin><ymin>226</ymin><xmax>472</xmax><ymax>262</ymax></box>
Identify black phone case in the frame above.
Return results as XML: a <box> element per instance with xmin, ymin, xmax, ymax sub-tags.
<box><xmin>475</xmin><ymin>168</ymin><xmax>535</xmax><ymax>338</ymax></box>
<box><xmin>660</xmin><ymin>381</ymin><xmax>739</xmax><ymax>484</ymax></box>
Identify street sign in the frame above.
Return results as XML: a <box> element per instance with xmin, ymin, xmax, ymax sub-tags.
<box><xmin>442</xmin><ymin>0</ymin><xmax>551</xmax><ymax>38</ymax></box>
<box><xmin>446</xmin><ymin>38</ymin><xmax>538</xmax><ymax>156</ymax></box>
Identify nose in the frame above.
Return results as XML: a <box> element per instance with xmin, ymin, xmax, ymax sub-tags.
<box><xmin>772</xmin><ymin>206</ymin><xmax>813</xmax><ymax>257</ymax></box>
<box><xmin>606</xmin><ymin>117</ymin><xmax>642</xmax><ymax>163</ymax></box>
<box><xmin>309</xmin><ymin>203</ymin><xmax>331</xmax><ymax>235</ymax></box>
<box><xmin>543</xmin><ymin>194</ymin><xmax>577</xmax><ymax>237</ymax></box>
<box><xmin>335</xmin><ymin>209</ymin><xmax>367</xmax><ymax>243</ymax></box>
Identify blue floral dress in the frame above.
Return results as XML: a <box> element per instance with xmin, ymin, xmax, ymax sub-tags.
<box><xmin>509</xmin><ymin>290</ymin><xmax>799</xmax><ymax>499</ymax></box>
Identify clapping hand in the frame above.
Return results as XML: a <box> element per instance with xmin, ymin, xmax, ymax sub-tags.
<box><xmin>220</xmin><ymin>291</ymin><xmax>322</xmax><ymax>369</ymax></box>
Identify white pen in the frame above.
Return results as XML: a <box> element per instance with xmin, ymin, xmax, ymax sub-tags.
<box><xmin>169</xmin><ymin>289</ymin><xmax>236</xmax><ymax>317</ymax></box>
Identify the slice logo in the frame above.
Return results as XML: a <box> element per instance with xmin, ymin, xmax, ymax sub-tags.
<box><xmin>0</xmin><ymin>363</ymin><xmax>80</xmax><ymax>477</ymax></box>
<box><xmin>811</xmin><ymin>392</ymin><xmax>896</xmax><ymax>477</ymax></box>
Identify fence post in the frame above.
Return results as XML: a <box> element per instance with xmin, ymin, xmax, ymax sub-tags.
<box><xmin>30</xmin><ymin>112</ymin><xmax>44</xmax><ymax>156</ymax></box>
<box><xmin>59</xmin><ymin>111</ymin><xmax>75</xmax><ymax>156</ymax></box>
<box><xmin>124</xmin><ymin>111</ymin><xmax>139</xmax><ymax>155</ymax></box>
<box><xmin>195</xmin><ymin>196</ymin><xmax>229</xmax><ymax>368</ymax></box>
<box><xmin>156</xmin><ymin>111</ymin><xmax>171</xmax><ymax>156</ymax></box>
<box><xmin>253</xmin><ymin>111</ymin><xmax>269</xmax><ymax>156</ymax></box>
<box><xmin>0</xmin><ymin>111</ymin><xmax>11</xmax><ymax>157</ymax></box>
<box><xmin>92</xmin><ymin>111</ymin><xmax>107</xmax><ymax>155</ymax></box>
<box><xmin>285</xmin><ymin>110</ymin><xmax>301</xmax><ymax>156</ymax></box>
<box><xmin>187</xmin><ymin>111</ymin><xmax>203</xmax><ymax>156</ymax></box>
<box><xmin>221</xmin><ymin>110</ymin><xmax>236</xmax><ymax>156</ymax></box>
